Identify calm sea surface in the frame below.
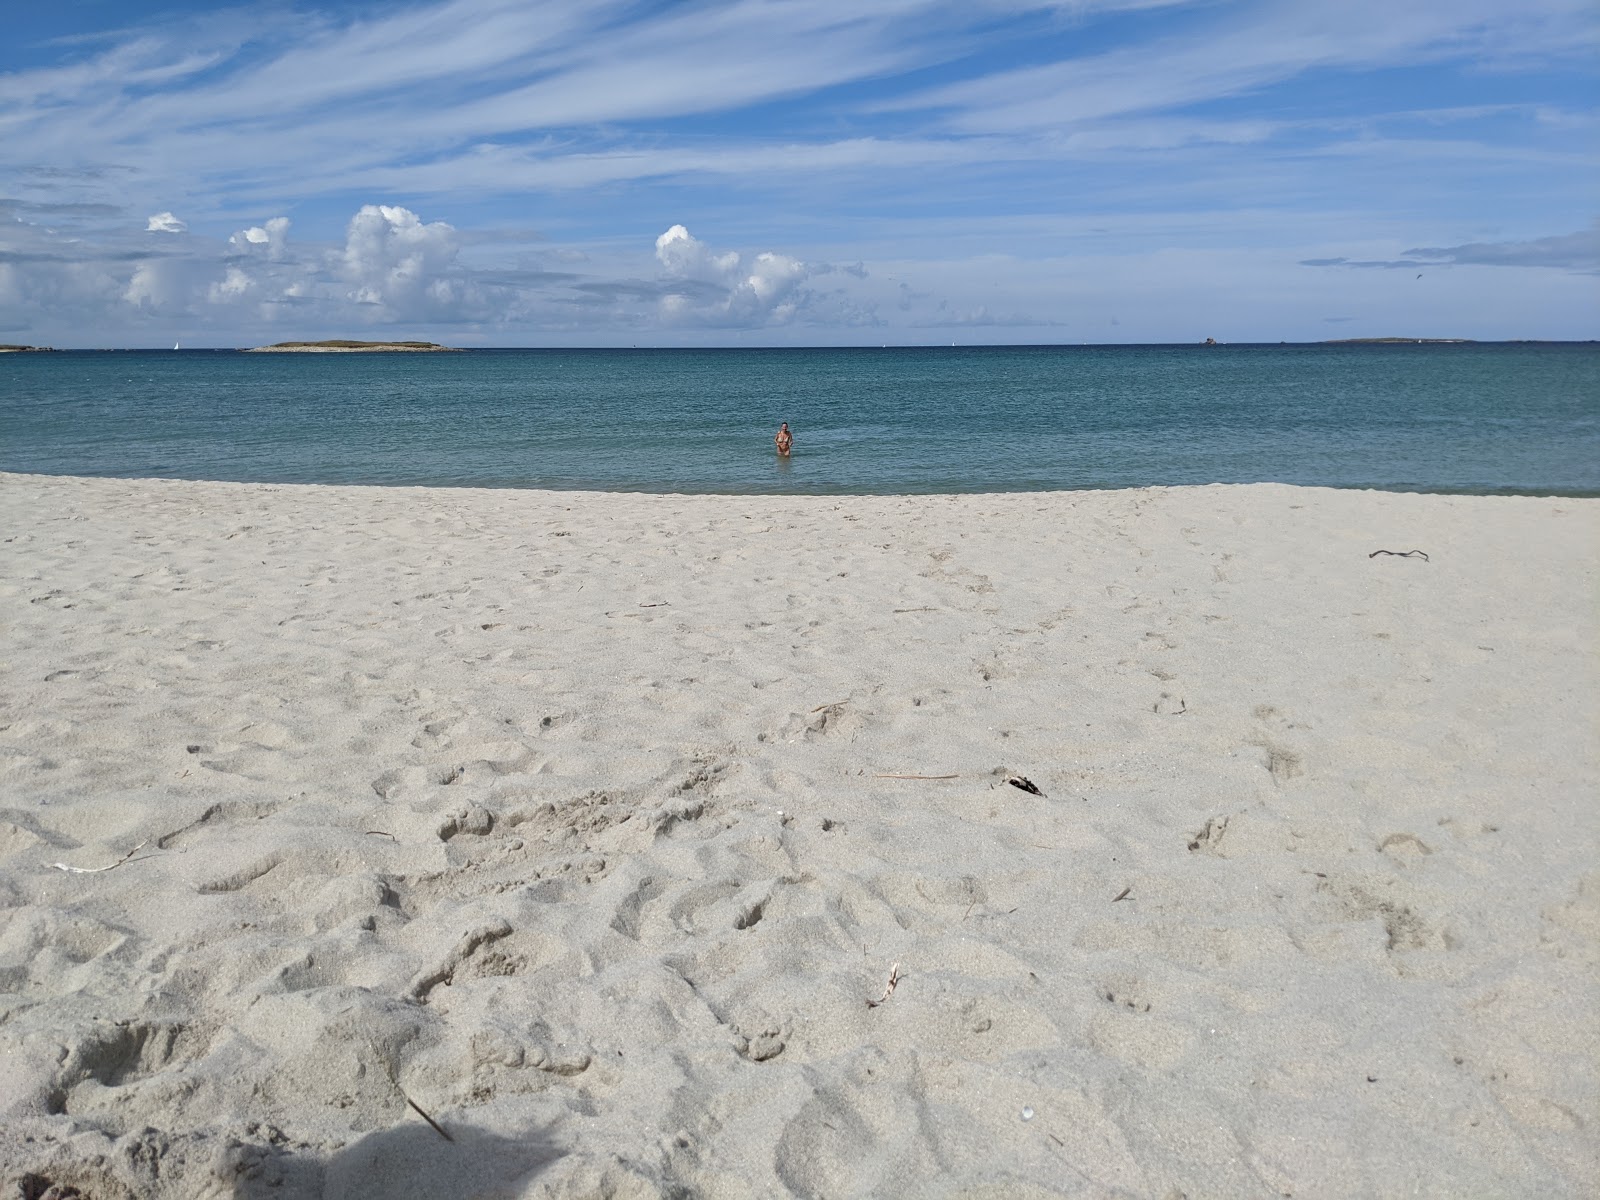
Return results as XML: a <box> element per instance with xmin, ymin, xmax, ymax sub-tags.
<box><xmin>2</xmin><ymin>345</ymin><xmax>1596</xmax><ymax>495</ymax></box>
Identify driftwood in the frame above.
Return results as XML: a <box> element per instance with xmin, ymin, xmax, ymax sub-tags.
<box><xmin>51</xmin><ymin>841</ymin><xmax>149</xmax><ymax>874</ymax></box>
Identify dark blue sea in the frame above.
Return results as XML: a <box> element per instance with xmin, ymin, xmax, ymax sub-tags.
<box><xmin>2</xmin><ymin>344</ymin><xmax>1596</xmax><ymax>495</ymax></box>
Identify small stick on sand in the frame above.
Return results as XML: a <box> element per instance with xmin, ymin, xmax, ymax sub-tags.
<box><xmin>893</xmin><ymin>607</ymin><xmax>937</xmax><ymax>613</ymax></box>
<box><xmin>51</xmin><ymin>841</ymin><xmax>149</xmax><ymax>874</ymax></box>
<box><xmin>1368</xmin><ymin>549</ymin><xmax>1429</xmax><ymax>561</ymax></box>
<box><xmin>811</xmin><ymin>699</ymin><xmax>849</xmax><ymax>712</ymax></box>
<box><xmin>638</xmin><ymin>601</ymin><xmax>670</xmax><ymax>608</ymax></box>
<box><xmin>867</xmin><ymin>962</ymin><xmax>901</xmax><ymax>1008</ymax></box>
<box><xmin>364</xmin><ymin>830</ymin><xmax>397</xmax><ymax>840</ymax></box>
<box><xmin>1112</xmin><ymin>887</ymin><xmax>1132</xmax><ymax>903</ymax></box>
<box><xmin>875</xmin><ymin>773</ymin><xmax>959</xmax><ymax>780</ymax></box>
<box><xmin>405</xmin><ymin>1094</ymin><xmax>455</xmax><ymax>1142</ymax></box>
<box><xmin>367</xmin><ymin>1032</ymin><xmax>453</xmax><ymax>1142</ymax></box>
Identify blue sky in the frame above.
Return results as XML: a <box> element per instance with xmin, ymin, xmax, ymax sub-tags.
<box><xmin>2</xmin><ymin>0</ymin><xmax>1595</xmax><ymax>346</ymax></box>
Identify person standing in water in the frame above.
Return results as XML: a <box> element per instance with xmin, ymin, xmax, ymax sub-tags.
<box><xmin>774</xmin><ymin>422</ymin><xmax>793</xmax><ymax>457</ymax></box>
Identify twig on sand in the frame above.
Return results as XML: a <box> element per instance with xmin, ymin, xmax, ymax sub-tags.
<box><xmin>405</xmin><ymin>1094</ymin><xmax>455</xmax><ymax>1143</ymax></box>
<box><xmin>368</xmin><ymin>1034</ymin><xmax>454</xmax><ymax>1143</ymax></box>
<box><xmin>894</xmin><ymin>607</ymin><xmax>937</xmax><ymax>613</ymax></box>
<box><xmin>51</xmin><ymin>841</ymin><xmax>149</xmax><ymax>874</ymax></box>
<box><xmin>867</xmin><ymin>962</ymin><xmax>901</xmax><ymax>1008</ymax></box>
<box><xmin>1368</xmin><ymin>549</ymin><xmax>1429</xmax><ymax>561</ymax></box>
<box><xmin>811</xmin><ymin>699</ymin><xmax>849</xmax><ymax>712</ymax></box>
<box><xmin>1112</xmin><ymin>887</ymin><xmax>1132</xmax><ymax>903</ymax></box>
<box><xmin>364</xmin><ymin>830</ymin><xmax>397</xmax><ymax>840</ymax></box>
<box><xmin>638</xmin><ymin>601</ymin><xmax>670</xmax><ymax>608</ymax></box>
<box><xmin>875</xmin><ymin>773</ymin><xmax>959</xmax><ymax>780</ymax></box>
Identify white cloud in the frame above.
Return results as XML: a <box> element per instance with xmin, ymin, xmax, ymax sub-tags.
<box><xmin>230</xmin><ymin>216</ymin><xmax>291</xmax><ymax>259</ymax></box>
<box><xmin>654</xmin><ymin>225</ymin><xmax>812</xmax><ymax>325</ymax></box>
<box><xmin>895</xmin><ymin>0</ymin><xmax>1599</xmax><ymax>133</ymax></box>
<box><xmin>338</xmin><ymin>204</ymin><xmax>463</xmax><ymax>315</ymax></box>
<box><xmin>123</xmin><ymin>256</ymin><xmax>195</xmax><ymax>310</ymax></box>
<box><xmin>655</xmin><ymin>224</ymin><xmax>739</xmax><ymax>279</ymax></box>
<box><xmin>146</xmin><ymin>211</ymin><xmax>187</xmax><ymax>233</ymax></box>
<box><xmin>207</xmin><ymin>266</ymin><xmax>254</xmax><ymax>303</ymax></box>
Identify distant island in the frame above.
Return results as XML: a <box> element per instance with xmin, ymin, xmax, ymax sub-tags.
<box><xmin>246</xmin><ymin>340</ymin><xmax>459</xmax><ymax>353</ymax></box>
<box><xmin>0</xmin><ymin>344</ymin><xmax>56</xmax><ymax>353</ymax></box>
<box><xmin>1321</xmin><ymin>337</ymin><xmax>1473</xmax><ymax>345</ymax></box>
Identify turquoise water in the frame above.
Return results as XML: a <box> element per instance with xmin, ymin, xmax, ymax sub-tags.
<box><xmin>2</xmin><ymin>344</ymin><xmax>1596</xmax><ymax>495</ymax></box>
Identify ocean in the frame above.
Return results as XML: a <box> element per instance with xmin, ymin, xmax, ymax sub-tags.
<box><xmin>2</xmin><ymin>344</ymin><xmax>1596</xmax><ymax>495</ymax></box>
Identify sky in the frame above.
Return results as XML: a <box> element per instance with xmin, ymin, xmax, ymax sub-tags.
<box><xmin>1</xmin><ymin>0</ymin><xmax>1596</xmax><ymax>347</ymax></box>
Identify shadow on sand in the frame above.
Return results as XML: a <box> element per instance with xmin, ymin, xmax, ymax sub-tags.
<box><xmin>233</xmin><ymin>1118</ymin><xmax>562</xmax><ymax>1200</ymax></box>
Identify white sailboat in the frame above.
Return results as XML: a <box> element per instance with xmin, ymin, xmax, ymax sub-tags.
<box><xmin>173</xmin><ymin>340</ymin><xmax>180</xmax><ymax>351</ymax></box>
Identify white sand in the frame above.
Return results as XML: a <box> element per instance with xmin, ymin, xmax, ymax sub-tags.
<box><xmin>1</xmin><ymin>471</ymin><xmax>1595</xmax><ymax>1199</ymax></box>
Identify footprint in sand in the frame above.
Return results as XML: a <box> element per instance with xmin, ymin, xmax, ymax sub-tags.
<box><xmin>411</xmin><ymin>712</ymin><xmax>465</xmax><ymax>749</ymax></box>
<box><xmin>1250</xmin><ymin>706</ymin><xmax>1308</xmax><ymax>783</ymax></box>
<box><xmin>1317</xmin><ymin>878</ymin><xmax>1451</xmax><ymax>952</ymax></box>
<box><xmin>436</xmin><ymin>804</ymin><xmax>495</xmax><ymax>841</ymax></box>
<box><xmin>1187</xmin><ymin>815</ymin><xmax>1231</xmax><ymax>855</ymax></box>
<box><xmin>1377</xmin><ymin>832</ymin><xmax>1432</xmax><ymax>864</ymax></box>
<box><xmin>157</xmin><ymin>798</ymin><xmax>281</xmax><ymax>850</ymax></box>
<box><xmin>1100</xmin><ymin>976</ymin><xmax>1153</xmax><ymax>1013</ymax></box>
<box><xmin>1261</xmin><ymin>744</ymin><xmax>1302</xmax><ymax>784</ymax></box>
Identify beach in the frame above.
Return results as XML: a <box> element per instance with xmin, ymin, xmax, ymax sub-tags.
<box><xmin>1</xmin><ymin>470</ymin><xmax>1595</xmax><ymax>1198</ymax></box>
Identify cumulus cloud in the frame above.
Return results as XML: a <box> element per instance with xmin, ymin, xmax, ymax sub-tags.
<box><xmin>230</xmin><ymin>216</ymin><xmax>291</xmax><ymax>260</ymax></box>
<box><xmin>207</xmin><ymin>266</ymin><xmax>255</xmax><ymax>303</ymax></box>
<box><xmin>124</xmin><ymin>256</ymin><xmax>199</xmax><ymax>310</ymax></box>
<box><xmin>339</xmin><ymin>204</ymin><xmax>462</xmax><ymax>313</ymax></box>
<box><xmin>653</xmin><ymin>224</ymin><xmax>812</xmax><ymax>325</ymax></box>
<box><xmin>6</xmin><ymin>202</ymin><xmax>873</xmax><ymax>340</ymax></box>
<box><xmin>655</xmin><ymin>224</ymin><xmax>740</xmax><ymax>280</ymax></box>
<box><xmin>209</xmin><ymin>204</ymin><xmax>482</xmax><ymax>324</ymax></box>
<box><xmin>146</xmin><ymin>211</ymin><xmax>187</xmax><ymax>233</ymax></box>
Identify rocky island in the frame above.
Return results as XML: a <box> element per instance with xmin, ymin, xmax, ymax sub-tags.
<box><xmin>245</xmin><ymin>340</ymin><xmax>459</xmax><ymax>352</ymax></box>
<box><xmin>0</xmin><ymin>344</ymin><xmax>57</xmax><ymax>353</ymax></box>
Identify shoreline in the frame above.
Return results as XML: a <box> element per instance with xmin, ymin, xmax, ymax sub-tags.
<box><xmin>3</xmin><ymin>468</ymin><xmax>1597</xmax><ymax>501</ymax></box>
<box><xmin>11</xmin><ymin>340</ymin><xmax>1600</xmax><ymax>351</ymax></box>
<box><xmin>2</xmin><ymin>471</ymin><xmax>1595</xmax><ymax>1197</ymax></box>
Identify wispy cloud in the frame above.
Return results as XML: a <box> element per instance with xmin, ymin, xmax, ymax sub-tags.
<box><xmin>1304</xmin><ymin>224</ymin><xmax>1600</xmax><ymax>274</ymax></box>
<box><xmin>1</xmin><ymin>0</ymin><xmax>1594</xmax><ymax>343</ymax></box>
<box><xmin>888</xmin><ymin>0</ymin><xmax>1597</xmax><ymax>131</ymax></box>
